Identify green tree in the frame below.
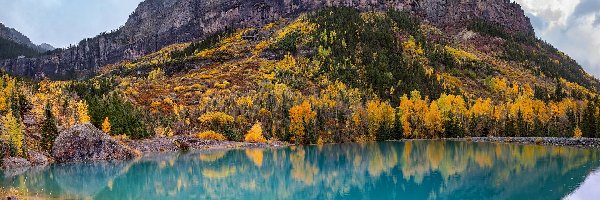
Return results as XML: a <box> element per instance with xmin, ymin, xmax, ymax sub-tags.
<box><xmin>41</xmin><ymin>102</ymin><xmax>59</xmax><ymax>152</ymax></box>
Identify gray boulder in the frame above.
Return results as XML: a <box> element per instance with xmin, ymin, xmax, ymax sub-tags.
<box><xmin>51</xmin><ymin>123</ymin><xmax>136</xmax><ymax>163</ymax></box>
<box><xmin>2</xmin><ymin>157</ymin><xmax>31</xmax><ymax>170</ymax></box>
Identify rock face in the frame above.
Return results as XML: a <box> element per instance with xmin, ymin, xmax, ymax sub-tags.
<box><xmin>0</xmin><ymin>0</ymin><xmax>533</xmax><ymax>80</ymax></box>
<box><xmin>51</xmin><ymin>123</ymin><xmax>136</xmax><ymax>163</ymax></box>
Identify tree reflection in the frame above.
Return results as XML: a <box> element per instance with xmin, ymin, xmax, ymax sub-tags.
<box><xmin>1</xmin><ymin>141</ymin><xmax>599</xmax><ymax>199</ymax></box>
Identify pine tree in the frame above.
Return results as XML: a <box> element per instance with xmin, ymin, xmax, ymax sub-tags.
<box><xmin>582</xmin><ymin>101</ymin><xmax>596</xmax><ymax>137</ymax></box>
<box><xmin>41</xmin><ymin>102</ymin><xmax>59</xmax><ymax>152</ymax></box>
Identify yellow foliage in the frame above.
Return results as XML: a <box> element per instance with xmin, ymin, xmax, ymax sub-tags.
<box><xmin>424</xmin><ymin>103</ymin><xmax>443</xmax><ymax>135</ymax></box>
<box><xmin>102</xmin><ymin>117</ymin><xmax>111</xmax><ymax>134</ymax></box>
<box><xmin>214</xmin><ymin>81</ymin><xmax>230</xmax><ymax>89</ymax></box>
<box><xmin>155</xmin><ymin>126</ymin><xmax>174</xmax><ymax>137</ymax></box>
<box><xmin>469</xmin><ymin>98</ymin><xmax>493</xmax><ymax>117</ymax></box>
<box><xmin>3</xmin><ymin>112</ymin><xmax>24</xmax><ymax>157</ymax></box>
<box><xmin>0</xmin><ymin>75</ymin><xmax>16</xmax><ymax>113</ymax></box>
<box><xmin>245</xmin><ymin>123</ymin><xmax>267</xmax><ymax>143</ymax></box>
<box><xmin>574</xmin><ymin>127</ymin><xmax>583</xmax><ymax>139</ymax></box>
<box><xmin>366</xmin><ymin>99</ymin><xmax>395</xmax><ymax>137</ymax></box>
<box><xmin>150</xmin><ymin>101</ymin><xmax>162</xmax><ymax>113</ymax></box>
<box><xmin>402</xmin><ymin>36</ymin><xmax>424</xmax><ymax>56</ymax></box>
<box><xmin>236</xmin><ymin>96</ymin><xmax>254</xmax><ymax>108</ymax></box>
<box><xmin>76</xmin><ymin>100</ymin><xmax>91</xmax><ymax>124</ymax></box>
<box><xmin>198</xmin><ymin>112</ymin><xmax>234</xmax><ymax>125</ymax></box>
<box><xmin>148</xmin><ymin>68</ymin><xmax>165</xmax><ymax>80</ymax></box>
<box><xmin>445</xmin><ymin>46</ymin><xmax>479</xmax><ymax>63</ymax></box>
<box><xmin>289</xmin><ymin>101</ymin><xmax>316</xmax><ymax>144</ymax></box>
<box><xmin>197</xmin><ymin>131</ymin><xmax>227</xmax><ymax>141</ymax></box>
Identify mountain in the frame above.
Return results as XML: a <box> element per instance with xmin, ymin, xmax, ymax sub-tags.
<box><xmin>0</xmin><ymin>0</ymin><xmax>534</xmax><ymax>80</ymax></box>
<box><xmin>1</xmin><ymin>0</ymin><xmax>600</xmax><ymax>149</ymax></box>
<box><xmin>0</xmin><ymin>23</ymin><xmax>54</xmax><ymax>58</ymax></box>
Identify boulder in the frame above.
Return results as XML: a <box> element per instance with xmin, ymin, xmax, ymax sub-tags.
<box><xmin>1</xmin><ymin>157</ymin><xmax>31</xmax><ymax>170</ymax></box>
<box><xmin>51</xmin><ymin>123</ymin><xmax>136</xmax><ymax>163</ymax></box>
<box><xmin>27</xmin><ymin>150</ymin><xmax>50</xmax><ymax>166</ymax></box>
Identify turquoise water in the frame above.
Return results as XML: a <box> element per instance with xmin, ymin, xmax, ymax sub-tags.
<box><xmin>2</xmin><ymin>141</ymin><xmax>600</xmax><ymax>199</ymax></box>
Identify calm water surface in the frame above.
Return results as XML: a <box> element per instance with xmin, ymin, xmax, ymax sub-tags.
<box><xmin>2</xmin><ymin>141</ymin><xmax>600</xmax><ymax>199</ymax></box>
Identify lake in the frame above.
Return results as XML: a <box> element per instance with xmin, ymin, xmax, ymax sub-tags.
<box><xmin>1</xmin><ymin>141</ymin><xmax>600</xmax><ymax>199</ymax></box>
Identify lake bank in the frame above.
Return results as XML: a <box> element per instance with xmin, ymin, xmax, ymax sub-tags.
<box><xmin>445</xmin><ymin>137</ymin><xmax>600</xmax><ymax>149</ymax></box>
<box><xmin>3</xmin><ymin>136</ymin><xmax>599</xmax><ymax>173</ymax></box>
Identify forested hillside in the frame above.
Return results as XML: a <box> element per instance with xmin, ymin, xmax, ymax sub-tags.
<box><xmin>2</xmin><ymin>6</ymin><xmax>600</xmax><ymax>160</ymax></box>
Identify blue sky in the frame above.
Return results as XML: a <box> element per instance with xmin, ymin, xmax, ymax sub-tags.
<box><xmin>0</xmin><ymin>0</ymin><xmax>142</xmax><ymax>48</ymax></box>
<box><xmin>0</xmin><ymin>0</ymin><xmax>599</xmax><ymax>77</ymax></box>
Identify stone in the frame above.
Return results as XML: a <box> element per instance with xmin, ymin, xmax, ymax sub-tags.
<box><xmin>27</xmin><ymin>150</ymin><xmax>50</xmax><ymax>166</ymax></box>
<box><xmin>2</xmin><ymin>157</ymin><xmax>31</xmax><ymax>170</ymax></box>
<box><xmin>51</xmin><ymin>123</ymin><xmax>136</xmax><ymax>163</ymax></box>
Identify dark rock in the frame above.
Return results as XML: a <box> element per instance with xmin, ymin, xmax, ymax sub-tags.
<box><xmin>27</xmin><ymin>150</ymin><xmax>50</xmax><ymax>166</ymax></box>
<box><xmin>0</xmin><ymin>0</ymin><xmax>533</xmax><ymax>80</ymax></box>
<box><xmin>51</xmin><ymin>123</ymin><xmax>136</xmax><ymax>163</ymax></box>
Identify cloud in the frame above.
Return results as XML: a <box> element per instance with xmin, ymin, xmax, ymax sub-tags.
<box><xmin>0</xmin><ymin>0</ymin><xmax>143</xmax><ymax>48</ymax></box>
<box><xmin>513</xmin><ymin>0</ymin><xmax>600</xmax><ymax>78</ymax></box>
<box><xmin>573</xmin><ymin>0</ymin><xmax>600</xmax><ymax>18</ymax></box>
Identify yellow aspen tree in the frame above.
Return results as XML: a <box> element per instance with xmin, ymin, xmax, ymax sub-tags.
<box><xmin>245</xmin><ymin>122</ymin><xmax>267</xmax><ymax>143</ymax></box>
<box><xmin>469</xmin><ymin>98</ymin><xmax>493</xmax><ymax>118</ymax></box>
<box><xmin>289</xmin><ymin>101</ymin><xmax>316</xmax><ymax>144</ymax></box>
<box><xmin>574</xmin><ymin>126</ymin><xmax>583</xmax><ymax>138</ymax></box>
<box><xmin>398</xmin><ymin>95</ymin><xmax>413</xmax><ymax>137</ymax></box>
<box><xmin>102</xmin><ymin>117</ymin><xmax>111</xmax><ymax>134</ymax></box>
<box><xmin>3</xmin><ymin>112</ymin><xmax>25</xmax><ymax>157</ymax></box>
<box><xmin>76</xmin><ymin>100</ymin><xmax>91</xmax><ymax>124</ymax></box>
<box><xmin>424</xmin><ymin>103</ymin><xmax>443</xmax><ymax>137</ymax></box>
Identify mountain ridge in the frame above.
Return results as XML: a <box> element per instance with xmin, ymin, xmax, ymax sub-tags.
<box><xmin>0</xmin><ymin>23</ymin><xmax>55</xmax><ymax>54</ymax></box>
<box><xmin>0</xmin><ymin>0</ymin><xmax>535</xmax><ymax>80</ymax></box>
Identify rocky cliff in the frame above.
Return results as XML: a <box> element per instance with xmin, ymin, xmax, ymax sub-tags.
<box><xmin>0</xmin><ymin>0</ymin><xmax>533</xmax><ymax>80</ymax></box>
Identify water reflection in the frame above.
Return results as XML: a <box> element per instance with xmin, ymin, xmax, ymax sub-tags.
<box><xmin>1</xmin><ymin>141</ymin><xmax>599</xmax><ymax>199</ymax></box>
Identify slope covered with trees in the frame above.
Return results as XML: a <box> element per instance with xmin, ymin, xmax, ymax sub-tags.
<box><xmin>0</xmin><ymin>37</ymin><xmax>40</xmax><ymax>59</ymax></box>
<box><xmin>3</xmin><ymin>7</ymin><xmax>600</xmax><ymax>161</ymax></box>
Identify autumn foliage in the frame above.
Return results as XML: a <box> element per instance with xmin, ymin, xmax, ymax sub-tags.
<box><xmin>245</xmin><ymin>123</ymin><xmax>267</xmax><ymax>143</ymax></box>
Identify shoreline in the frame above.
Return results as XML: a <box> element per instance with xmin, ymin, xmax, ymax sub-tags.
<box><xmin>3</xmin><ymin>136</ymin><xmax>599</xmax><ymax>175</ymax></box>
<box><xmin>443</xmin><ymin>137</ymin><xmax>600</xmax><ymax>149</ymax></box>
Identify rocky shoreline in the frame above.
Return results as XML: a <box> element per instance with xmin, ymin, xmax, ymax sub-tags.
<box><xmin>124</xmin><ymin>135</ymin><xmax>287</xmax><ymax>154</ymax></box>
<box><xmin>0</xmin><ymin>124</ymin><xmax>288</xmax><ymax>178</ymax></box>
<box><xmin>445</xmin><ymin>137</ymin><xmax>600</xmax><ymax>149</ymax></box>
<box><xmin>4</xmin><ymin>135</ymin><xmax>600</xmax><ymax>173</ymax></box>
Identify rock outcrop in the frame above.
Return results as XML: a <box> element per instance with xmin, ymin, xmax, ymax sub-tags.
<box><xmin>1</xmin><ymin>157</ymin><xmax>31</xmax><ymax>170</ymax></box>
<box><xmin>51</xmin><ymin>123</ymin><xmax>136</xmax><ymax>163</ymax></box>
<box><xmin>0</xmin><ymin>0</ymin><xmax>533</xmax><ymax>80</ymax></box>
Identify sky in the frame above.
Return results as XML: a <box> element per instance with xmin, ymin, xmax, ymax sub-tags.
<box><xmin>0</xmin><ymin>0</ymin><xmax>599</xmax><ymax>77</ymax></box>
<box><xmin>513</xmin><ymin>0</ymin><xmax>600</xmax><ymax>77</ymax></box>
<box><xmin>564</xmin><ymin>169</ymin><xmax>600</xmax><ymax>200</ymax></box>
<box><xmin>0</xmin><ymin>0</ymin><xmax>143</xmax><ymax>48</ymax></box>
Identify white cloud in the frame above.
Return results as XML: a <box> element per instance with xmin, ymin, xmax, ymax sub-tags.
<box><xmin>514</xmin><ymin>0</ymin><xmax>600</xmax><ymax>77</ymax></box>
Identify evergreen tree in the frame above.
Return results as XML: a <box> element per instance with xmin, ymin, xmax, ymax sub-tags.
<box><xmin>41</xmin><ymin>102</ymin><xmax>59</xmax><ymax>152</ymax></box>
